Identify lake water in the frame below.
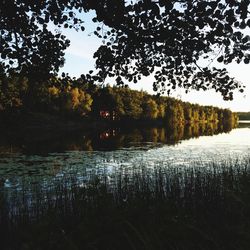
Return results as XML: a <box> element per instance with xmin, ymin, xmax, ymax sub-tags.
<box><xmin>0</xmin><ymin>121</ymin><xmax>249</xmax><ymax>197</ymax></box>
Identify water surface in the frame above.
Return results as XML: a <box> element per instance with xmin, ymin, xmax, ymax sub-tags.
<box><xmin>0</xmin><ymin>122</ymin><xmax>249</xmax><ymax>192</ymax></box>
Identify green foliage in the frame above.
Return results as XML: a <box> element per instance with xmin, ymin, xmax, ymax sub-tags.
<box><xmin>157</xmin><ymin>103</ymin><xmax>166</xmax><ymax>119</ymax></box>
<box><xmin>118</xmin><ymin>88</ymin><xmax>144</xmax><ymax>119</ymax></box>
<box><xmin>62</xmin><ymin>87</ymin><xmax>93</xmax><ymax>115</ymax></box>
<box><xmin>0</xmin><ymin>74</ymin><xmax>28</xmax><ymax>110</ymax></box>
<box><xmin>0</xmin><ymin>73</ymin><xmax>238</xmax><ymax>128</ymax></box>
<box><xmin>165</xmin><ymin>100</ymin><xmax>185</xmax><ymax>126</ymax></box>
<box><xmin>46</xmin><ymin>83</ymin><xmax>93</xmax><ymax>116</ymax></box>
<box><xmin>91</xmin><ymin>85</ymin><xmax>237</xmax><ymax>129</ymax></box>
<box><xmin>142</xmin><ymin>98</ymin><xmax>158</xmax><ymax>119</ymax></box>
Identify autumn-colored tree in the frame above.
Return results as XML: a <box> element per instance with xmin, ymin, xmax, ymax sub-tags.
<box><xmin>142</xmin><ymin>97</ymin><xmax>159</xmax><ymax>119</ymax></box>
<box><xmin>0</xmin><ymin>75</ymin><xmax>28</xmax><ymax>110</ymax></box>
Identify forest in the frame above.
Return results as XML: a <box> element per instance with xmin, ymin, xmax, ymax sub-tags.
<box><xmin>0</xmin><ymin>73</ymin><xmax>238</xmax><ymax>127</ymax></box>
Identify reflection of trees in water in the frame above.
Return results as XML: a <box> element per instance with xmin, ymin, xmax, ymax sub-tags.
<box><xmin>237</xmin><ymin>122</ymin><xmax>250</xmax><ymax>129</ymax></box>
<box><xmin>167</xmin><ymin>125</ymin><xmax>185</xmax><ymax>144</ymax></box>
<box><xmin>0</xmin><ymin>120</ymin><xmax>236</xmax><ymax>153</ymax></box>
<box><xmin>89</xmin><ymin>121</ymin><xmax>233</xmax><ymax>149</ymax></box>
<box><xmin>142</xmin><ymin>128</ymin><xmax>160</xmax><ymax>143</ymax></box>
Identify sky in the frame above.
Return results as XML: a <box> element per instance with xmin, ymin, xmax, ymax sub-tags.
<box><xmin>60</xmin><ymin>12</ymin><xmax>250</xmax><ymax>112</ymax></box>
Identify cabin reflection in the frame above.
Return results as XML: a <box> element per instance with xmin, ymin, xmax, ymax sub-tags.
<box><xmin>99</xmin><ymin>129</ymin><xmax>117</xmax><ymax>140</ymax></box>
<box><xmin>0</xmin><ymin>121</ymin><xmax>236</xmax><ymax>154</ymax></box>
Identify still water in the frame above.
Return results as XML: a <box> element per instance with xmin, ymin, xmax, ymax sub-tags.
<box><xmin>0</xmin><ymin>122</ymin><xmax>249</xmax><ymax>193</ymax></box>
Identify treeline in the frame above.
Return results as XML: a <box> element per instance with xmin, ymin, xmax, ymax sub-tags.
<box><xmin>237</xmin><ymin>112</ymin><xmax>250</xmax><ymax>120</ymax></box>
<box><xmin>0</xmin><ymin>74</ymin><xmax>238</xmax><ymax>126</ymax></box>
<box><xmin>91</xmin><ymin>86</ymin><xmax>238</xmax><ymax>129</ymax></box>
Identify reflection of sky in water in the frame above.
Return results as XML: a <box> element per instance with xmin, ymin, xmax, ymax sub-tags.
<box><xmin>0</xmin><ymin>127</ymin><xmax>249</xmax><ymax>191</ymax></box>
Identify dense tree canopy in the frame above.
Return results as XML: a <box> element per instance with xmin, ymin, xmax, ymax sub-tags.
<box><xmin>1</xmin><ymin>0</ymin><xmax>250</xmax><ymax>99</ymax></box>
<box><xmin>0</xmin><ymin>73</ymin><xmax>238</xmax><ymax>134</ymax></box>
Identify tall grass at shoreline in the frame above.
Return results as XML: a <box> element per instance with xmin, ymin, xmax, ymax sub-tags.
<box><xmin>1</xmin><ymin>158</ymin><xmax>250</xmax><ymax>249</ymax></box>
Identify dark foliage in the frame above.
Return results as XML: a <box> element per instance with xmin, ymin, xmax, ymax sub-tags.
<box><xmin>1</xmin><ymin>1</ymin><xmax>249</xmax><ymax>98</ymax></box>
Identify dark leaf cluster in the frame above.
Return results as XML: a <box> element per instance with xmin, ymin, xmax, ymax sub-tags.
<box><xmin>1</xmin><ymin>0</ymin><xmax>249</xmax><ymax>99</ymax></box>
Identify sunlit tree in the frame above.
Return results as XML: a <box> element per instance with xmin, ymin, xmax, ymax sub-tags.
<box><xmin>142</xmin><ymin>97</ymin><xmax>159</xmax><ymax>119</ymax></box>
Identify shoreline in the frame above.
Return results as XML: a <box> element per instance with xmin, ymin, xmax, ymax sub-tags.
<box><xmin>0</xmin><ymin>111</ymin><xmax>237</xmax><ymax>150</ymax></box>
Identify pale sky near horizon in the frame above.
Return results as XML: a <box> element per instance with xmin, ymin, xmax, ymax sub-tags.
<box><xmin>60</xmin><ymin>12</ymin><xmax>250</xmax><ymax>112</ymax></box>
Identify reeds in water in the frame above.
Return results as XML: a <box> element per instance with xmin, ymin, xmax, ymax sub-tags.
<box><xmin>1</xmin><ymin>158</ymin><xmax>250</xmax><ymax>249</ymax></box>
